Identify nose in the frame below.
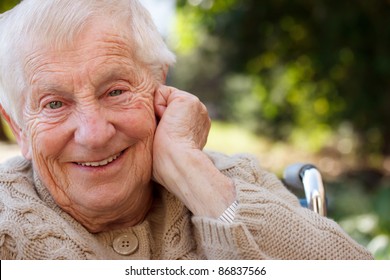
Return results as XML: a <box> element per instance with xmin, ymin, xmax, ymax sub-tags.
<box><xmin>74</xmin><ymin>106</ymin><xmax>116</xmax><ymax>149</ymax></box>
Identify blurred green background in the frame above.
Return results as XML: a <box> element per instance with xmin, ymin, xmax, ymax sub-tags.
<box><xmin>1</xmin><ymin>0</ymin><xmax>389</xmax><ymax>259</ymax></box>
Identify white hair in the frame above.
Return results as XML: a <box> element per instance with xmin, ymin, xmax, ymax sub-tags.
<box><xmin>0</xmin><ymin>0</ymin><xmax>175</xmax><ymax>126</ymax></box>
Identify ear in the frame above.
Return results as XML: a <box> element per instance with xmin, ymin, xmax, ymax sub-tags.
<box><xmin>161</xmin><ymin>64</ymin><xmax>169</xmax><ymax>84</ymax></box>
<box><xmin>0</xmin><ymin>104</ymin><xmax>32</xmax><ymax>160</ymax></box>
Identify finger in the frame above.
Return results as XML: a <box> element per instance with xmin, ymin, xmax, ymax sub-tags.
<box><xmin>154</xmin><ymin>85</ymin><xmax>174</xmax><ymax>118</ymax></box>
<box><xmin>155</xmin><ymin>85</ymin><xmax>194</xmax><ymax>117</ymax></box>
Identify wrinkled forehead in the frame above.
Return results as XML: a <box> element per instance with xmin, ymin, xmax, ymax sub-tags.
<box><xmin>23</xmin><ymin>20</ymin><xmax>140</xmax><ymax>83</ymax></box>
<box><xmin>29</xmin><ymin>17</ymin><xmax>133</xmax><ymax>54</ymax></box>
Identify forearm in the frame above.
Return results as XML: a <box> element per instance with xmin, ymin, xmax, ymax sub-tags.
<box><xmin>192</xmin><ymin>179</ymin><xmax>373</xmax><ymax>260</ymax></box>
<box><xmin>153</xmin><ymin>85</ymin><xmax>237</xmax><ymax>218</ymax></box>
<box><xmin>156</xmin><ymin>148</ymin><xmax>236</xmax><ymax>218</ymax></box>
<box><xmin>191</xmin><ymin>153</ymin><xmax>374</xmax><ymax>260</ymax></box>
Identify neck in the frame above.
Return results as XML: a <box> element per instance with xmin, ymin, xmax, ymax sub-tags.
<box><xmin>64</xmin><ymin>183</ymin><xmax>154</xmax><ymax>233</ymax></box>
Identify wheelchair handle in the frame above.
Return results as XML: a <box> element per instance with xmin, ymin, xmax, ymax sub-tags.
<box><xmin>283</xmin><ymin>163</ymin><xmax>327</xmax><ymax>216</ymax></box>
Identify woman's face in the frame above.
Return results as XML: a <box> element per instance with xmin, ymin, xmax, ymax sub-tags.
<box><xmin>19</xmin><ymin>22</ymin><xmax>157</xmax><ymax>231</ymax></box>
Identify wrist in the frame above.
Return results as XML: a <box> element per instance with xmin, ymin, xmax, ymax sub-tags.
<box><xmin>155</xmin><ymin>148</ymin><xmax>236</xmax><ymax>218</ymax></box>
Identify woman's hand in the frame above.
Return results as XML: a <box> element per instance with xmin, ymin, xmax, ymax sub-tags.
<box><xmin>154</xmin><ymin>85</ymin><xmax>210</xmax><ymax>151</ymax></box>
<box><xmin>153</xmin><ymin>85</ymin><xmax>236</xmax><ymax>218</ymax></box>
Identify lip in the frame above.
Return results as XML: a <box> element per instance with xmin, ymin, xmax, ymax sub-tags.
<box><xmin>72</xmin><ymin>148</ymin><xmax>128</xmax><ymax>170</ymax></box>
<box><xmin>76</xmin><ymin>150</ymin><xmax>123</xmax><ymax>167</ymax></box>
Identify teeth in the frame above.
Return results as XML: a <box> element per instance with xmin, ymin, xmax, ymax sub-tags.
<box><xmin>77</xmin><ymin>152</ymin><xmax>121</xmax><ymax>167</ymax></box>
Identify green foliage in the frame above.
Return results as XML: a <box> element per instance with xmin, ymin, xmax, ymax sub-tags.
<box><xmin>173</xmin><ymin>0</ymin><xmax>390</xmax><ymax>156</ymax></box>
<box><xmin>1</xmin><ymin>0</ymin><xmax>388</xmax><ymax>259</ymax></box>
<box><xmin>329</xmin><ymin>177</ymin><xmax>390</xmax><ymax>259</ymax></box>
<box><xmin>206</xmin><ymin>121</ymin><xmax>390</xmax><ymax>259</ymax></box>
<box><xmin>374</xmin><ymin>187</ymin><xmax>390</xmax><ymax>233</ymax></box>
<box><xmin>0</xmin><ymin>0</ymin><xmax>20</xmax><ymax>13</ymax></box>
<box><xmin>174</xmin><ymin>1</ymin><xmax>390</xmax><ymax>258</ymax></box>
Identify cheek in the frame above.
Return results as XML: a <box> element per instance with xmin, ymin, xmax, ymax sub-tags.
<box><xmin>26</xmin><ymin>123</ymin><xmax>72</xmax><ymax>196</ymax></box>
<box><xmin>127</xmin><ymin>116</ymin><xmax>156</xmax><ymax>139</ymax></box>
<box><xmin>27</xmin><ymin>121</ymin><xmax>72</xmax><ymax>163</ymax></box>
<box><xmin>118</xmin><ymin>103</ymin><xmax>157</xmax><ymax>140</ymax></box>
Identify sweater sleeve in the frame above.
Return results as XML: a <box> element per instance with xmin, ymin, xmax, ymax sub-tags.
<box><xmin>191</xmin><ymin>152</ymin><xmax>374</xmax><ymax>260</ymax></box>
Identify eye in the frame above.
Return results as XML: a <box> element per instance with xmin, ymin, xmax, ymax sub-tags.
<box><xmin>108</xmin><ymin>89</ymin><xmax>123</xmax><ymax>97</ymax></box>
<box><xmin>46</xmin><ymin>101</ymin><xmax>63</xmax><ymax>110</ymax></box>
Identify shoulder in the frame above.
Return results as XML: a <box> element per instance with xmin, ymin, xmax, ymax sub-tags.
<box><xmin>0</xmin><ymin>157</ymin><xmax>93</xmax><ymax>259</ymax></box>
<box><xmin>0</xmin><ymin>156</ymin><xmax>36</xmax><ymax>198</ymax></box>
<box><xmin>0</xmin><ymin>156</ymin><xmax>39</xmax><ymax>222</ymax></box>
<box><xmin>0</xmin><ymin>156</ymin><xmax>33</xmax><ymax>181</ymax></box>
<box><xmin>205</xmin><ymin>150</ymin><xmax>260</xmax><ymax>170</ymax></box>
<box><xmin>205</xmin><ymin>150</ymin><xmax>299</xmax><ymax>205</ymax></box>
<box><xmin>205</xmin><ymin>150</ymin><xmax>269</xmax><ymax>183</ymax></box>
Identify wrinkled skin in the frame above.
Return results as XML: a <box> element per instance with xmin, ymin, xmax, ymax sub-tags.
<box><xmin>4</xmin><ymin>21</ymin><xmax>235</xmax><ymax>233</ymax></box>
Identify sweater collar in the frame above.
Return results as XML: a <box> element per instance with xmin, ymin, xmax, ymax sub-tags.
<box><xmin>32</xmin><ymin>166</ymin><xmax>196</xmax><ymax>259</ymax></box>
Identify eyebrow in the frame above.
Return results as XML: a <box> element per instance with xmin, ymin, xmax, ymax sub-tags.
<box><xmin>91</xmin><ymin>62</ymin><xmax>138</xmax><ymax>87</ymax></box>
<box><xmin>31</xmin><ymin>73</ymin><xmax>75</xmax><ymax>99</ymax></box>
<box><xmin>34</xmin><ymin>61</ymin><xmax>136</xmax><ymax>90</ymax></box>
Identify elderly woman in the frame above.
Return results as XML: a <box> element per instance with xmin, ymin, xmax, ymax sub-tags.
<box><xmin>0</xmin><ymin>0</ymin><xmax>372</xmax><ymax>260</ymax></box>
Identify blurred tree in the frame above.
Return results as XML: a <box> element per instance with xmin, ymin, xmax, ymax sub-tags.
<box><xmin>173</xmin><ymin>0</ymin><xmax>390</xmax><ymax>158</ymax></box>
<box><xmin>1</xmin><ymin>0</ymin><xmax>390</xmax><ymax>159</ymax></box>
<box><xmin>0</xmin><ymin>0</ymin><xmax>19</xmax><ymax>13</ymax></box>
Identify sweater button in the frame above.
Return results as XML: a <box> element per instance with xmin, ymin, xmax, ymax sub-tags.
<box><xmin>112</xmin><ymin>233</ymin><xmax>139</xmax><ymax>256</ymax></box>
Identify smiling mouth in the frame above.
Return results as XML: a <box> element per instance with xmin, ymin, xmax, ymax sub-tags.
<box><xmin>76</xmin><ymin>150</ymin><xmax>124</xmax><ymax>167</ymax></box>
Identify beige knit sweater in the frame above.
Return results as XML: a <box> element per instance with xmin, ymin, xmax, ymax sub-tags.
<box><xmin>0</xmin><ymin>152</ymin><xmax>373</xmax><ymax>259</ymax></box>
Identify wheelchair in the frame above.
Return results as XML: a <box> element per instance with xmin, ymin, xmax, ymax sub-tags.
<box><xmin>283</xmin><ymin>163</ymin><xmax>327</xmax><ymax>216</ymax></box>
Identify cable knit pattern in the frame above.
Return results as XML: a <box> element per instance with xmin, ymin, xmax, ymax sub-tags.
<box><xmin>193</xmin><ymin>152</ymin><xmax>373</xmax><ymax>259</ymax></box>
<box><xmin>0</xmin><ymin>154</ymin><xmax>373</xmax><ymax>259</ymax></box>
